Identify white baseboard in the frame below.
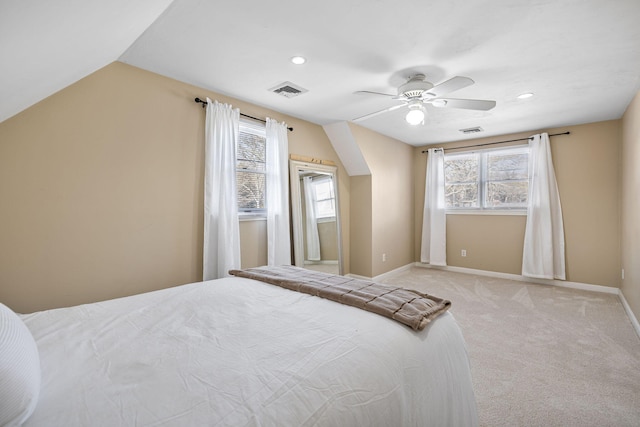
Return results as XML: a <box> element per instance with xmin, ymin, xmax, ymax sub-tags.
<box><xmin>346</xmin><ymin>273</ymin><xmax>370</xmax><ymax>280</ymax></box>
<box><xmin>414</xmin><ymin>262</ymin><xmax>640</xmax><ymax>339</ymax></box>
<box><xmin>347</xmin><ymin>263</ymin><xmax>414</xmax><ymax>282</ymax></box>
<box><xmin>618</xmin><ymin>291</ymin><xmax>640</xmax><ymax>339</ymax></box>
<box><xmin>304</xmin><ymin>260</ymin><xmax>338</xmax><ymax>265</ymax></box>
<box><xmin>414</xmin><ymin>262</ymin><xmax>620</xmax><ymax>294</ymax></box>
<box><xmin>373</xmin><ymin>263</ymin><xmax>415</xmax><ymax>281</ymax></box>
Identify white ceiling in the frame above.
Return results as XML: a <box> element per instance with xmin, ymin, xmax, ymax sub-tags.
<box><xmin>3</xmin><ymin>0</ymin><xmax>640</xmax><ymax>146</ymax></box>
<box><xmin>0</xmin><ymin>0</ymin><xmax>173</xmax><ymax>125</ymax></box>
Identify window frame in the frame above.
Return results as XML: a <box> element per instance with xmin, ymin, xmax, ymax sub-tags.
<box><xmin>312</xmin><ymin>176</ymin><xmax>337</xmax><ymax>221</ymax></box>
<box><xmin>444</xmin><ymin>144</ymin><xmax>529</xmax><ymax>214</ymax></box>
<box><xmin>236</xmin><ymin>120</ymin><xmax>267</xmax><ymax>218</ymax></box>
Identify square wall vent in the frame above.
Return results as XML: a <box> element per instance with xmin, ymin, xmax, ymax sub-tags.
<box><xmin>459</xmin><ymin>126</ymin><xmax>484</xmax><ymax>134</ymax></box>
<box><xmin>269</xmin><ymin>81</ymin><xmax>308</xmax><ymax>98</ymax></box>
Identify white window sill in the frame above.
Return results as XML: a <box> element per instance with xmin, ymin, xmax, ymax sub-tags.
<box><xmin>446</xmin><ymin>209</ymin><xmax>527</xmax><ymax>216</ymax></box>
<box><xmin>317</xmin><ymin>216</ymin><xmax>336</xmax><ymax>223</ymax></box>
<box><xmin>238</xmin><ymin>214</ymin><xmax>267</xmax><ymax>222</ymax></box>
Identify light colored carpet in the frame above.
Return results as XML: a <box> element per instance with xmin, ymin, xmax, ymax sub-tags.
<box><xmin>381</xmin><ymin>267</ymin><xmax>640</xmax><ymax>427</ymax></box>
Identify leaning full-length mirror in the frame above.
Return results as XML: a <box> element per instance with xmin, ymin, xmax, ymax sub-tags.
<box><xmin>289</xmin><ymin>160</ymin><xmax>342</xmax><ymax>275</ymax></box>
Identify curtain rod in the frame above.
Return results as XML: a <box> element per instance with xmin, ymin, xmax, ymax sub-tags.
<box><xmin>194</xmin><ymin>97</ymin><xmax>293</xmax><ymax>132</ymax></box>
<box><xmin>420</xmin><ymin>131</ymin><xmax>570</xmax><ymax>153</ymax></box>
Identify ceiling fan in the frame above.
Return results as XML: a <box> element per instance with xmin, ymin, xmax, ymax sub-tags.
<box><xmin>353</xmin><ymin>74</ymin><xmax>496</xmax><ymax>125</ymax></box>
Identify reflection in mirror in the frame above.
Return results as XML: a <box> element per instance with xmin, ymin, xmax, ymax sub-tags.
<box><xmin>289</xmin><ymin>160</ymin><xmax>342</xmax><ymax>275</ymax></box>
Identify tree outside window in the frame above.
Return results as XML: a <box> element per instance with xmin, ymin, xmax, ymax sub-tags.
<box><xmin>236</xmin><ymin>122</ymin><xmax>266</xmax><ymax>213</ymax></box>
<box><xmin>444</xmin><ymin>146</ymin><xmax>529</xmax><ymax>210</ymax></box>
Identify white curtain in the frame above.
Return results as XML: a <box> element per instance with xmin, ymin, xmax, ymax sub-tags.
<box><xmin>203</xmin><ymin>98</ymin><xmax>241</xmax><ymax>280</ymax></box>
<box><xmin>265</xmin><ymin>118</ymin><xmax>291</xmax><ymax>266</ymax></box>
<box><xmin>303</xmin><ymin>177</ymin><xmax>321</xmax><ymax>261</ymax></box>
<box><xmin>421</xmin><ymin>148</ymin><xmax>447</xmax><ymax>266</ymax></box>
<box><xmin>522</xmin><ymin>133</ymin><xmax>566</xmax><ymax>280</ymax></box>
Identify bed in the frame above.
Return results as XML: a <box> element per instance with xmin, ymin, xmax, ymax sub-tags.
<box><xmin>2</xmin><ymin>268</ymin><xmax>478</xmax><ymax>426</ymax></box>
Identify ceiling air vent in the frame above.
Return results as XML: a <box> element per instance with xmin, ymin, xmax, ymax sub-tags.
<box><xmin>269</xmin><ymin>81</ymin><xmax>308</xmax><ymax>98</ymax></box>
<box><xmin>459</xmin><ymin>126</ymin><xmax>484</xmax><ymax>134</ymax></box>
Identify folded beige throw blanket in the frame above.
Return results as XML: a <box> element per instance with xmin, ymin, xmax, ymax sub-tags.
<box><xmin>229</xmin><ymin>265</ymin><xmax>450</xmax><ymax>331</ymax></box>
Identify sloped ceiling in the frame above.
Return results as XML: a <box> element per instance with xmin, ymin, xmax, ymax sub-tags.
<box><xmin>2</xmin><ymin>0</ymin><xmax>640</xmax><ymax>146</ymax></box>
<box><xmin>0</xmin><ymin>0</ymin><xmax>174</xmax><ymax>123</ymax></box>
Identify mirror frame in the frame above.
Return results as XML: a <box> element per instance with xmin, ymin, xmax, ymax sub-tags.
<box><xmin>289</xmin><ymin>160</ymin><xmax>343</xmax><ymax>275</ymax></box>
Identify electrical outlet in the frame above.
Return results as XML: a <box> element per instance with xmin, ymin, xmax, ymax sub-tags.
<box><xmin>461</xmin><ymin>249</ymin><xmax>467</xmax><ymax>257</ymax></box>
<box><xmin>382</xmin><ymin>253</ymin><xmax>387</xmax><ymax>262</ymax></box>
<box><xmin>622</xmin><ymin>268</ymin><xmax>625</xmax><ymax>280</ymax></box>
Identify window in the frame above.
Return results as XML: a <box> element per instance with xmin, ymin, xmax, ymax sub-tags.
<box><xmin>444</xmin><ymin>153</ymin><xmax>479</xmax><ymax>208</ymax></box>
<box><xmin>236</xmin><ymin>121</ymin><xmax>266</xmax><ymax>213</ymax></box>
<box><xmin>444</xmin><ymin>146</ymin><xmax>529</xmax><ymax>211</ymax></box>
<box><xmin>313</xmin><ymin>177</ymin><xmax>336</xmax><ymax>219</ymax></box>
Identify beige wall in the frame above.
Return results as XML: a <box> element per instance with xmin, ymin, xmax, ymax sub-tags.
<box><xmin>349</xmin><ymin>124</ymin><xmax>414</xmax><ymax>277</ymax></box>
<box><xmin>0</xmin><ymin>61</ymin><xmax>349</xmax><ymax>313</ymax></box>
<box><xmin>318</xmin><ymin>221</ymin><xmax>338</xmax><ymax>260</ymax></box>
<box><xmin>349</xmin><ymin>175</ymin><xmax>373</xmax><ymax>276</ymax></box>
<box><xmin>446</xmin><ymin>215</ymin><xmax>527</xmax><ymax>274</ymax></box>
<box><xmin>239</xmin><ymin>219</ymin><xmax>268</xmax><ymax>268</ymax></box>
<box><xmin>621</xmin><ymin>90</ymin><xmax>640</xmax><ymax>321</ymax></box>
<box><xmin>415</xmin><ymin>120</ymin><xmax>622</xmax><ymax>287</ymax></box>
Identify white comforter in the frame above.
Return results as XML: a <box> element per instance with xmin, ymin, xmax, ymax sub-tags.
<box><xmin>21</xmin><ymin>277</ymin><xmax>477</xmax><ymax>426</ymax></box>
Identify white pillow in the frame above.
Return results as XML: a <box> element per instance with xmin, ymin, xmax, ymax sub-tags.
<box><xmin>0</xmin><ymin>303</ymin><xmax>41</xmax><ymax>426</ymax></box>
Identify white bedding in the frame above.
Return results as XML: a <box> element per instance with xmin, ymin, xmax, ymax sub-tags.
<box><xmin>20</xmin><ymin>277</ymin><xmax>478</xmax><ymax>426</ymax></box>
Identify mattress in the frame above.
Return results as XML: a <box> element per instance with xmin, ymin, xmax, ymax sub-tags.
<box><xmin>20</xmin><ymin>276</ymin><xmax>478</xmax><ymax>426</ymax></box>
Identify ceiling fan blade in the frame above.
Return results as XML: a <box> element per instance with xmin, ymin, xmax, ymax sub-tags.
<box><xmin>354</xmin><ymin>90</ymin><xmax>396</xmax><ymax>98</ymax></box>
<box><xmin>424</xmin><ymin>76</ymin><xmax>474</xmax><ymax>98</ymax></box>
<box><xmin>432</xmin><ymin>98</ymin><xmax>496</xmax><ymax>111</ymax></box>
<box><xmin>352</xmin><ymin>103</ymin><xmax>406</xmax><ymax>122</ymax></box>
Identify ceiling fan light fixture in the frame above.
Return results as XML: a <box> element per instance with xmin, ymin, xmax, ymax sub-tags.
<box><xmin>353</xmin><ymin>74</ymin><xmax>495</xmax><ymax>124</ymax></box>
<box><xmin>405</xmin><ymin>105</ymin><xmax>425</xmax><ymax>125</ymax></box>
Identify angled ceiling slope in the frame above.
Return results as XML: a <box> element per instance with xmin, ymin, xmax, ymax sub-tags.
<box><xmin>0</xmin><ymin>0</ymin><xmax>174</xmax><ymax>123</ymax></box>
<box><xmin>323</xmin><ymin>122</ymin><xmax>371</xmax><ymax>177</ymax></box>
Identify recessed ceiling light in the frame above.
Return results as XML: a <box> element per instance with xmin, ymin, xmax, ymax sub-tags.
<box><xmin>517</xmin><ymin>92</ymin><xmax>534</xmax><ymax>99</ymax></box>
<box><xmin>290</xmin><ymin>56</ymin><xmax>306</xmax><ymax>65</ymax></box>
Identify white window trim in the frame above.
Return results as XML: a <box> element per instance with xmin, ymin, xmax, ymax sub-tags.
<box><xmin>444</xmin><ymin>144</ymin><xmax>529</xmax><ymax>214</ymax></box>
<box><xmin>238</xmin><ymin>213</ymin><xmax>267</xmax><ymax>222</ymax></box>
<box><xmin>237</xmin><ymin>120</ymin><xmax>267</xmax><ymax>217</ymax></box>
<box><xmin>446</xmin><ymin>209</ymin><xmax>527</xmax><ymax>216</ymax></box>
<box><xmin>317</xmin><ymin>216</ymin><xmax>337</xmax><ymax>223</ymax></box>
<box><xmin>311</xmin><ymin>176</ymin><xmax>336</xmax><ymax>220</ymax></box>
<box><xmin>237</xmin><ymin>211</ymin><xmax>267</xmax><ymax>222</ymax></box>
